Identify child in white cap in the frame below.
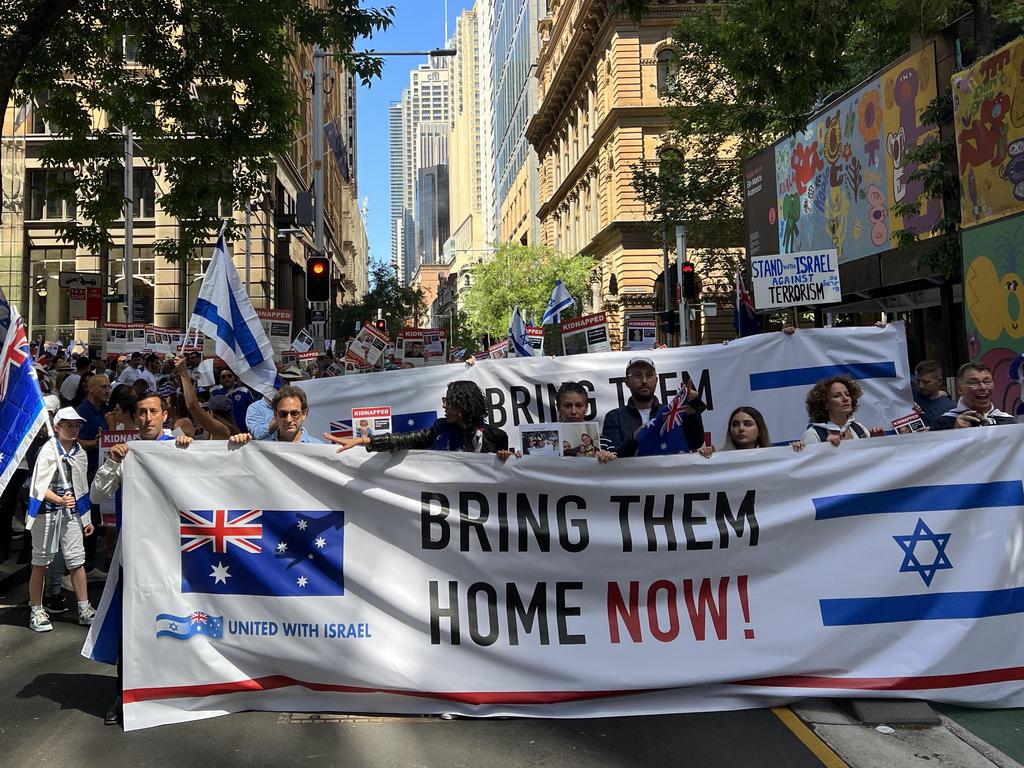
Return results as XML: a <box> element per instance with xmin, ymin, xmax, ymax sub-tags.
<box><xmin>26</xmin><ymin>407</ymin><xmax>96</xmax><ymax>632</ymax></box>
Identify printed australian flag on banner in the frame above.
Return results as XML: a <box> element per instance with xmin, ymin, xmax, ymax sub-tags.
<box><xmin>180</xmin><ymin>509</ymin><xmax>345</xmax><ymax>596</ymax></box>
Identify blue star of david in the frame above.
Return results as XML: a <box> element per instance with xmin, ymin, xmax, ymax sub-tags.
<box><xmin>893</xmin><ymin>518</ymin><xmax>953</xmax><ymax>587</ymax></box>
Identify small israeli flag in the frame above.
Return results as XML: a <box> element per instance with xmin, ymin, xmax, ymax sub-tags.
<box><xmin>155</xmin><ymin>611</ymin><xmax>224</xmax><ymax>640</ymax></box>
<box><xmin>541</xmin><ymin>279</ymin><xmax>575</xmax><ymax>325</ymax></box>
<box><xmin>189</xmin><ymin>234</ymin><xmax>282</xmax><ymax>398</ymax></box>
<box><xmin>508</xmin><ymin>306</ymin><xmax>533</xmax><ymax>357</ymax></box>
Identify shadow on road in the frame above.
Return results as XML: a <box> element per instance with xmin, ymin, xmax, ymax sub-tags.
<box><xmin>17</xmin><ymin>672</ymin><xmax>117</xmax><ymax>720</ymax></box>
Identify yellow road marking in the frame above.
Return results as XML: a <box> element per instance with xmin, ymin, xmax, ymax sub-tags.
<box><xmin>772</xmin><ymin>706</ymin><xmax>848</xmax><ymax>767</ymax></box>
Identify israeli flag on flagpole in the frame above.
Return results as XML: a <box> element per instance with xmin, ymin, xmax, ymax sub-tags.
<box><xmin>0</xmin><ymin>289</ymin><xmax>47</xmax><ymax>497</ymax></box>
<box><xmin>508</xmin><ymin>306</ymin><xmax>534</xmax><ymax>357</ymax></box>
<box><xmin>541</xmin><ymin>279</ymin><xmax>575</xmax><ymax>326</ymax></box>
<box><xmin>189</xmin><ymin>233</ymin><xmax>282</xmax><ymax>398</ymax></box>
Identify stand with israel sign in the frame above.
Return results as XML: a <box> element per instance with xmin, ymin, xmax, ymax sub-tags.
<box><xmin>751</xmin><ymin>249</ymin><xmax>842</xmax><ymax>310</ymax></box>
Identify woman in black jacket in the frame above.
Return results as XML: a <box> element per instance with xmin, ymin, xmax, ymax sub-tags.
<box><xmin>325</xmin><ymin>380</ymin><xmax>511</xmax><ymax>455</ymax></box>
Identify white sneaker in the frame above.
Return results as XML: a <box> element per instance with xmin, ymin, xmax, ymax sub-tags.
<box><xmin>78</xmin><ymin>604</ymin><xmax>96</xmax><ymax>626</ymax></box>
<box><xmin>30</xmin><ymin>608</ymin><xmax>53</xmax><ymax>633</ymax></box>
<box><xmin>60</xmin><ymin>575</ymin><xmax>73</xmax><ymax>592</ymax></box>
<box><xmin>86</xmin><ymin>567</ymin><xmax>107</xmax><ymax>582</ymax></box>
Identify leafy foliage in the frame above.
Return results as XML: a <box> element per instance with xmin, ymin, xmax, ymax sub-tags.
<box><xmin>2</xmin><ymin>0</ymin><xmax>393</xmax><ymax>261</ymax></box>
<box><xmin>333</xmin><ymin>263</ymin><xmax>425</xmax><ymax>341</ymax></box>
<box><xmin>462</xmin><ymin>244</ymin><xmax>593</xmax><ymax>341</ymax></box>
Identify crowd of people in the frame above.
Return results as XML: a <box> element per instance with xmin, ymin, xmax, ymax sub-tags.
<box><xmin>1</xmin><ymin>333</ymin><xmax>1018</xmax><ymax>724</ymax></box>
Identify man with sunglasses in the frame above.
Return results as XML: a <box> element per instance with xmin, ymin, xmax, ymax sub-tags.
<box><xmin>935</xmin><ymin>363</ymin><xmax>1015</xmax><ymax>430</ymax></box>
<box><xmin>230</xmin><ymin>385</ymin><xmax>323</xmax><ymax>444</ymax></box>
<box><xmin>211</xmin><ymin>365</ymin><xmax>256</xmax><ymax>429</ymax></box>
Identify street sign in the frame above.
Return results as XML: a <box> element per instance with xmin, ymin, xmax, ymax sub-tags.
<box><xmin>311</xmin><ymin>309</ymin><xmax>326</xmax><ymax>322</ymax></box>
<box><xmin>60</xmin><ymin>271</ymin><xmax>102</xmax><ymax>288</ymax></box>
<box><xmin>104</xmin><ymin>293</ymin><xmax>127</xmax><ymax>304</ymax></box>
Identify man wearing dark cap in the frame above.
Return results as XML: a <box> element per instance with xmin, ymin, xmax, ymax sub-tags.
<box><xmin>600</xmin><ymin>357</ymin><xmax>706</xmax><ymax>458</ymax></box>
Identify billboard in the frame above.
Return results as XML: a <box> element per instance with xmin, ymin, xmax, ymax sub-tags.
<box><xmin>744</xmin><ymin>42</ymin><xmax>942</xmax><ymax>264</ymax></box>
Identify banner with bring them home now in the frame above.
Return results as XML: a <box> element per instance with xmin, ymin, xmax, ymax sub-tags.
<box><xmin>120</xmin><ymin>429</ymin><xmax>1024</xmax><ymax>730</ymax></box>
<box><xmin>298</xmin><ymin>323</ymin><xmax>914</xmax><ymax>449</ymax></box>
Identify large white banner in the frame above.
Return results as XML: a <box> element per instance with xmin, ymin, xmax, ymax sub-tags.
<box><xmin>299</xmin><ymin>324</ymin><xmax>913</xmax><ymax>448</ymax></box>
<box><xmin>121</xmin><ymin>429</ymin><xmax>1024</xmax><ymax>730</ymax></box>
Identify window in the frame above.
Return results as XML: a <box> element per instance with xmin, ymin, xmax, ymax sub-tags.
<box><xmin>106</xmin><ymin>167</ymin><xmax>157</xmax><ymax>219</ymax></box>
<box><xmin>27</xmin><ymin>170</ymin><xmax>77</xmax><ymax>221</ymax></box>
<box><xmin>656</xmin><ymin>48</ymin><xmax>678</xmax><ymax>94</ymax></box>
<box><xmin>30</xmin><ymin>92</ymin><xmax>62</xmax><ymax>135</ymax></box>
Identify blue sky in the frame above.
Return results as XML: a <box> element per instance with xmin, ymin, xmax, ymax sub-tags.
<box><xmin>355</xmin><ymin>0</ymin><xmax>474</xmax><ymax>272</ymax></box>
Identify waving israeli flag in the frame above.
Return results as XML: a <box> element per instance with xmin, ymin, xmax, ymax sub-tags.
<box><xmin>508</xmin><ymin>306</ymin><xmax>534</xmax><ymax>357</ymax></box>
<box><xmin>189</xmin><ymin>234</ymin><xmax>281</xmax><ymax>398</ymax></box>
<box><xmin>541</xmin><ymin>279</ymin><xmax>575</xmax><ymax>325</ymax></box>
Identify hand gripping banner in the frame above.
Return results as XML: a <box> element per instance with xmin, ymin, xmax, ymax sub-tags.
<box><xmin>118</xmin><ymin>427</ymin><xmax>1024</xmax><ymax>730</ymax></box>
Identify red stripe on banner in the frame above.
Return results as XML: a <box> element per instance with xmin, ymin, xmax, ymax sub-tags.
<box><xmin>738</xmin><ymin>666</ymin><xmax>1024</xmax><ymax>691</ymax></box>
<box><xmin>123</xmin><ymin>676</ymin><xmax>659</xmax><ymax>705</ymax></box>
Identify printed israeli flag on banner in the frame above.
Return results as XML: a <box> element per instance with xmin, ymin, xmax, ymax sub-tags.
<box><xmin>155</xmin><ymin>611</ymin><xmax>224</xmax><ymax>640</ymax></box>
<box><xmin>541</xmin><ymin>279</ymin><xmax>574</xmax><ymax>326</ymax></box>
<box><xmin>0</xmin><ymin>290</ymin><xmax>47</xmax><ymax>496</ymax></box>
<box><xmin>508</xmin><ymin>306</ymin><xmax>533</xmax><ymax>357</ymax></box>
<box><xmin>190</xmin><ymin>234</ymin><xmax>281</xmax><ymax>398</ymax></box>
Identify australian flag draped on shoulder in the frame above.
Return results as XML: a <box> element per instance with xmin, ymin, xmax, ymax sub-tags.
<box><xmin>508</xmin><ymin>306</ymin><xmax>533</xmax><ymax>357</ymax></box>
<box><xmin>189</xmin><ymin>233</ymin><xmax>281</xmax><ymax>399</ymax></box>
<box><xmin>0</xmin><ymin>289</ymin><xmax>47</xmax><ymax>496</ymax></box>
<box><xmin>541</xmin><ymin>279</ymin><xmax>574</xmax><ymax>325</ymax></box>
<box><xmin>635</xmin><ymin>385</ymin><xmax>701</xmax><ymax>456</ymax></box>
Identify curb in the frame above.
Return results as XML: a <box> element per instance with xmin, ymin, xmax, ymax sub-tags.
<box><xmin>0</xmin><ymin>560</ymin><xmax>31</xmax><ymax>595</ymax></box>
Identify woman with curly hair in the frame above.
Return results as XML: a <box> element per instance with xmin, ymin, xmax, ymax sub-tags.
<box><xmin>798</xmin><ymin>375</ymin><xmax>880</xmax><ymax>447</ymax></box>
<box><xmin>326</xmin><ymin>380</ymin><xmax>511</xmax><ymax>456</ymax></box>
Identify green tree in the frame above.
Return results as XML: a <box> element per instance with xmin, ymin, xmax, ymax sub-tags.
<box><xmin>462</xmin><ymin>244</ymin><xmax>593</xmax><ymax>342</ymax></box>
<box><xmin>2</xmin><ymin>0</ymin><xmax>393</xmax><ymax>260</ymax></box>
<box><xmin>333</xmin><ymin>263</ymin><xmax>424</xmax><ymax>341</ymax></box>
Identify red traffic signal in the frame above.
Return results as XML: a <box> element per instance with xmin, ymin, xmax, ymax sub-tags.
<box><xmin>372</xmin><ymin>319</ymin><xmax>387</xmax><ymax>333</ymax></box>
<box><xmin>681</xmin><ymin>261</ymin><xmax>698</xmax><ymax>302</ymax></box>
<box><xmin>306</xmin><ymin>256</ymin><xmax>330</xmax><ymax>302</ymax></box>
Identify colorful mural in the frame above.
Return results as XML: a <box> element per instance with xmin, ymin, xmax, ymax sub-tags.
<box><xmin>771</xmin><ymin>43</ymin><xmax>942</xmax><ymax>263</ymax></box>
<box><xmin>962</xmin><ymin>211</ymin><xmax>1024</xmax><ymax>418</ymax></box>
<box><xmin>953</xmin><ymin>36</ymin><xmax>1024</xmax><ymax>230</ymax></box>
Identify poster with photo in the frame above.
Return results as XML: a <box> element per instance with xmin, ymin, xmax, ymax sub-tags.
<box><xmin>351</xmin><ymin>406</ymin><xmax>392</xmax><ymax>438</ymax></box>
<box><xmin>487</xmin><ymin>339</ymin><xmax>509</xmax><ymax>359</ymax></box>
<box><xmin>292</xmin><ymin>328</ymin><xmax>315</xmax><ymax>353</ymax></box>
<box><xmin>560</xmin><ymin>422</ymin><xmax>600</xmax><ymax>457</ymax></box>
<box><xmin>625</xmin><ymin>318</ymin><xmax>657</xmax><ymax>351</ymax></box>
<box><xmin>519</xmin><ymin>422</ymin><xmax>562</xmax><ymax>456</ymax></box>
<box><xmin>256</xmin><ymin>308</ymin><xmax>293</xmax><ymax>362</ymax></box>
<box><xmin>396</xmin><ymin>328</ymin><xmax>448</xmax><ymax>368</ymax></box>
<box><xmin>345</xmin><ymin>324</ymin><xmax>389</xmax><ymax>368</ymax></box>
<box><xmin>892</xmin><ymin>413</ymin><xmax>927</xmax><ymax>434</ymax></box>
<box><xmin>560</xmin><ymin>312</ymin><xmax>611</xmax><ymax>355</ymax></box>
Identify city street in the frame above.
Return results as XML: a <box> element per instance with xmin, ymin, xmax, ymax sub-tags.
<box><xmin>2</xmin><ymin>574</ymin><xmax>1022</xmax><ymax>768</ymax></box>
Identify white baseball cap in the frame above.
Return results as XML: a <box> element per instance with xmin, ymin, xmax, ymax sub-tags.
<box><xmin>54</xmin><ymin>406</ymin><xmax>85</xmax><ymax>423</ymax></box>
<box><xmin>626</xmin><ymin>356</ymin><xmax>656</xmax><ymax>371</ymax></box>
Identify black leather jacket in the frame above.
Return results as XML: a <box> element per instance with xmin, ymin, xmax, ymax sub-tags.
<box><xmin>368</xmin><ymin>418</ymin><xmax>509</xmax><ymax>454</ymax></box>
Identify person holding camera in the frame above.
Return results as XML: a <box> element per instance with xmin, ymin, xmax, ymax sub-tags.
<box><xmin>935</xmin><ymin>363</ymin><xmax>1015</xmax><ymax>430</ymax></box>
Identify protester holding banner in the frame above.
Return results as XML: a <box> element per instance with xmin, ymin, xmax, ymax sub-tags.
<box><xmin>26</xmin><ymin>408</ymin><xmax>95</xmax><ymax>633</ymax></box>
<box><xmin>230</xmin><ymin>385</ymin><xmax>323</xmax><ymax>444</ymax></box>
<box><xmin>326</xmin><ymin>381</ymin><xmax>510</xmax><ymax>455</ymax></box>
<box><xmin>555</xmin><ymin>381</ymin><xmax>616</xmax><ymax>463</ymax></box>
<box><xmin>799</xmin><ymin>376</ymin><xmax>880</xmax><ymax>446</ymax></box>
<box><xmin>600</xmin><ymin>357</ymin><xmax>706</xmax><ymax>457</ymax></box>
<box><xmin>912</xmin><ymin>360</ymin><xmax>955</xmax><ymax>430</ymax></box>
<box><xmin>935</xmin><ymin>363</ymin><xmax>1016</xmax><ymax>430</ymax></box>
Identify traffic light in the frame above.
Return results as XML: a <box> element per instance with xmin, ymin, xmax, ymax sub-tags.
<box><xmin>658</xmin><ymin>309</ymin><xmax>679</xmax><ymax>335</ymax></box>
<box><xmin>681</xmin><ymin>262</ymin><xmax>698</xmax><ymax>302</ymax></box>
<box><xmin>306</xmin><ymin>256</ymin><xmax>330</xmax><ymax>302</ymax></box>
<box><xmin>372</xmin><ymin>318</ymin><xmax>387</xmax><ymax>333</ymax></box>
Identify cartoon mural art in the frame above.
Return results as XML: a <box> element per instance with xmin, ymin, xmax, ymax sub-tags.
<box><xmin>770</xmin><ymin>43</ymin><xmax>940</xmax><ymax>262</ymax></box>
<box><xmin>963</xmin><ymin>212</ymin><xmax>1024</xmax><ymax>416</ymax></box>
<box><xmin>954</xmin><ymin>36</ymin><xmax>1024</xmax><ymax>229</ymax></box>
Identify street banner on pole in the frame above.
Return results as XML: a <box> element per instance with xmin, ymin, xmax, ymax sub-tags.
<box><xmin>119</xmin><ymin>427</ymin><xmax>1024</xmax><ymax>730</ymax></box>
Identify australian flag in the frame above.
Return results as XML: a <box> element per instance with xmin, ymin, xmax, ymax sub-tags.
<box><xmin>734</xmin><ymin>272</ymin><xmax>762</xmax><ymax>337</ymax></box>
<box><xmin>0</xmin><ymin>290</ymin><xmax>47</xmax><ymax>496</ymax></box>
<box><xmin>636</xmin><ymin>386</ymin><xmax>696</xmax><ymax>456</ymax></box>
<box><xmin>180</xmin><ymin>509</ymin><xmax>345</xmax><ymax>596</ymax></box>
<box><xmin>393</xmin><ymin>410</ymin><xmax>438</xmax><ymax>431</ymax></box>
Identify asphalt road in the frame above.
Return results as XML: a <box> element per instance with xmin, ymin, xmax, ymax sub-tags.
<box><xmin>0</xmin><ymin>580</ymin><xmax>837</xmax><ymax>768</ymax></box>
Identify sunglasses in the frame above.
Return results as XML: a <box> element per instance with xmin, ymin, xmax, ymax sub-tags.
<box><xmin>276</xmin><ymin>409</ymin><xmax>304</xmax><ymax>419</ymax></box>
